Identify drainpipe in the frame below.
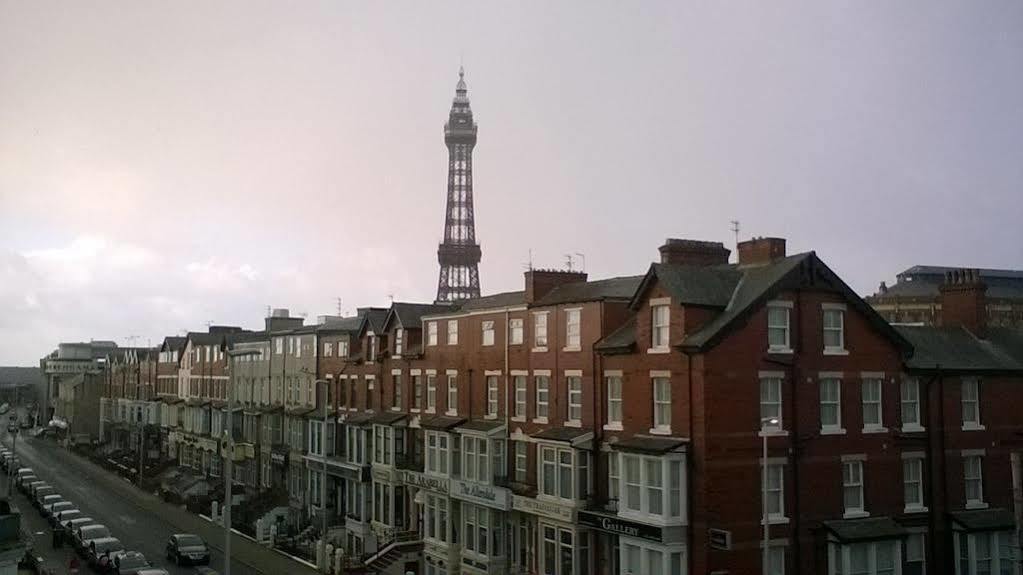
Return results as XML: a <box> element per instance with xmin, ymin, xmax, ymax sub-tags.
<box><xmin>790</xmin><ymin>290</ymin><xmax>802</xmax><ymax>574</ymax></box>
<box><xmin>683</xmin><ymin>349</ymin><xmax>695</xmax><ymax>574</ymax></box>
<box><xmin>504</xmin><ymin>308</ymin><xmax>511</xmax><ymax>449</ymax></box>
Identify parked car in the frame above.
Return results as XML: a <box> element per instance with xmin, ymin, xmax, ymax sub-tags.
<box><xmin>35</xmin><ymin>493</ymin><xmax>62</xmax><ymax>512</ymax></box>
<box><xmin>135</xmin><ymin>570</ymin><xmax>170</xmax><ymax>575</ymax></box>
<box><xmin>63</xmin><ymin>516</ymin><xmax>95</xmax><ymax>534</ymax></box>
<box><xmin>165</xmin><ymin>534</ymin><xmax>210</xmax><ymax>566</ymax></box>
<box><xmin>15</xmin><ymin>467</ymin><xmax>33</xmax><ymax>481</ymax></box>
<box><xmin>43</xmin><ymin>501</ymin><xmax>74</xmax><ymax>523</ymax></box>
<box><xmin>28</xmin><ymin>482</ymin><xmax>52</xmax><ymax>501</ymax></box>
<box><xmin>87</xmin><ymin>537</ymin><xmax>125</xmax><ymax>572</ymax></box>
<box><xmin>17</xmin><ymin>475</ymin><xmax>38</xmax><ymax>492</ymax></box>
<box><xmin>55</xmin><ymin>509</ymin><xmax>83</xmax><ymax>526</ymax></box>
<box><xmin>74</xmin><ymin>523</ymin><xmax>111</xmax><ymax>554</ymax></box>
<box><xmin>112</xmin><ymin>551</ymin><xmax>151</xmax><ymax>575</ymax></box>
<box><xmin>194</xmin><ymin>567</ymin><xmax>221</xmax><ymax>575</ymax></box>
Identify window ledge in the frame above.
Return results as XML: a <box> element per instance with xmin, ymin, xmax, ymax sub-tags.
<box><xmin>390</xmin><ymin>407</ymin><xmax>402</xmax><ymax>412</ymax></box>
<box><xmin>823</xmin><ymin>348</ymin><xmax>849</xmax><ymax>356</ymax></box>
<box><xmin>511</xmin><ymin>416</ymin><xmax>526</xmax><ymax>423</ymax></box>
<box><xmin>820</xmin><ymin>428</ymin><xmax>847</xmax><ymax>436</ymax></box>
<box><xmin>758</xmin><ymin>429</ymin><xmax>789</xmax><ymax>438</ymax></box>
<box><xmin>565</xmin><ymin>420</ymin><xmax>582</xmax><ymax>428</ymax></box>
<box><xmin>862</xmin><ymin>426</ymin><xmax>888</xmax><ymax>434</ymax></box>
<box><xmin>531</xmin><ymin>347</ymin><xmax>549</xmax><ymax>353</ymax></box>
<box><xmin>484</xmin><ymin>414</ymin><xmax>498</xmax><ymax>420</ymax></box>
<box><xmin>901</xmin><ymin>424</ymin><xmax>926</xmax><ymax>433</ymax></box>
<box><xmin>767</xmin><ymin>347</ymin><xmax>794</xmax><ymax>355</ymax></box>
<box><xmin>903</xmin><ymin>506</ymin><xmax>929</xmax><ymax>514</ymax></box>
<box><xmin>532</xmin><ymin>417</ymin><xmax>549</xmax><ymax>425</ymax></box>
<box><xmin>646</xmin><ymin>347</ymin><xmax>671</xmax><ymax>355</ymax></box>
<box><xmin>961</xmin><ymin>423</ymin><xmax>986</xmax><ymax>432</ymax></box>
<box><xmin>603</xmin><ymin>423</ymin><xmax>623</xmax><ymax>432</ymax></box>
<box><xmin>965</xmin><ymin>501</ymin><xmax>989</xmax><ymax>510</ymax></box>
<box><xmin>410</xmin><ymin>408</ymin><xmax>421</xmax><ymax>414</ymax></box>
<box><xmin>648</xmin><ymin>427</ymin><xmax>672</xmax><ymax>436</ymax></box>
<box><xmin>425</xmin><ymin>408</ymin><xmax>436</xmax><ymax>414</ymax></box>
<box><xmin>445</xmin><ymin>409</ymin><xmax>458</xmax><ymax>417</ymax></box>
<box><xmin>842</xmin><ymin>510</ymin><xmax>870</xmax><ymax>519</ymax></box>
<box><xmin>562</xmin><ymin>346</ymin><xmax>581</xmax><ymax>353</ymax></box>
<box><xmin>761</xmin><ymin>516</ymin><xmax>790</xmax><ymax>526</ymax></box>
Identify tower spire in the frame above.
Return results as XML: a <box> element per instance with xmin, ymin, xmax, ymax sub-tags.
<box><xmin>436</xmin><ymin>66</ymin><xmax>482</xmax><ymax>302</ymax></box>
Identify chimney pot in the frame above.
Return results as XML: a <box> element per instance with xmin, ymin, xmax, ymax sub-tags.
<box><xmin>737</xmin><ymin>237</ymin><xmax>787</xmax><ymax>267</ymax></box>
<box><xmin>939</xmin><ymin>268</ymin><xmax>988</xmax><ymax>337</ymax></box>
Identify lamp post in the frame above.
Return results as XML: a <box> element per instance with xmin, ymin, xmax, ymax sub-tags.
<box><xmin>225</xmin><ymin>348</ymin><xmax>261</xmax><ymax>575</ymax></box>
<box><xmin>761</xmin><ymin>416</ymin><xmax>779</xmax><ymax>575</ymax></box>
<box><xmin>313</xmin><ymin>378</ymin><xmax>330</xmax><ymax>572</ymax></box>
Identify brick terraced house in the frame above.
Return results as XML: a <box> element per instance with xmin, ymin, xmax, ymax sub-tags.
<box><xmin>87</xmin><ymin>236</ymin><xmax>1023</xmax><ymax>575</ymax></box>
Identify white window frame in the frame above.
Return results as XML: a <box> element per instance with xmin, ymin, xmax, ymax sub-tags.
<box><xmin>861</xmin><ymin>375</ymin><xmax>885</xmax><ymax>432</ymax></box>
<box><xmin>953</xmin><ymin>530</ymin><xmax>1018</xmax><ymax>575</ymax></box>
<box><xmin>901</xmin><ymin>378</ymin><xmax>924</xmax><ymax>432</ymax></box>
<box><xmin>426</xmin><ymin>374</ymin><xmax>437</xmax><ymax>413</ymax></box>
<box><xmin>324</xmin><ymin>342</ymin><xmax>333</xmax><ymax>357</ymax></box>
<box><xmin>509</xmin><ymin>318</ymin><xmax>524</xmax><ymax>345</ymax></box>
<box><xmin>486</xmin><ymin>375</ymin><xmax>499</xmax><ymax>418</ymax></box>
<box><xmin>763</xmin><ymin>461</ymin><xmax>786</xmax><ymax>522</ymax></box>
<box><xmin>427</xmin><ymin>322</ymin><xmax>438</xmax><ymax>347</ymax></box>
<box><xmin>651</xmin><ymin>374</ymin><xmax>671</xmax><ymax>434</ymax></box>
<box><xmin>822</xmin><ymin>303</ymin><xmax>847</xmax><ymax>354</ymax></box>
<box><xmin>447</xmin><ymin>320</ymin><xmax>458</xmax><ymax>345</ymax></box>
<box><xmin>513</xmin><ymin>375</ymin><xmax>527</xmax><ymax>421</ymax></box>
<box><xmin>538</xmin><ymin>444</ymin><xmax>589</xmax><ymax>503</ymax></box>
<box><xmin>767</xmin><ymin>300</ymin><xmax>793</xmax><ymax>353</ymax></box>
<box><xmin>482</xmin><ymin>321</ymin><xmax>495</xmax><ymax>347</ymax></box>
<box><xmin>617</xmin><ymin>452</ymin><xmax>686</xmax><ymax>525</ymax></box>
<box><xmin>533</xmin><ymin>311</ymin><xmax>549</xmax><ymax>350</ymax></box>
<box><xmin>605</xmin><ymin>373</ymin><xmax>623</xmax><ymax>430</ymax></box>
<box><xmin>902</xmin><ymin>453</ymin><xmax>927</xmax><ymax>513</ymax></box>
<box><xmin>425</xmin><ymin>430</ymin><xmax>449</xmax><ymax>476</ymax></box>
<box><xmin>534</xmin><ymin>373</ymin><xmax>550</xmax><ymax>423</ymax></box>
<box><xmin>760</xmin><ymin>375</ymin><xmax>783</xmax><ymax>433</ymax></box>
<box><xmin>827</xmin><ymin>540</ymin><xmax>901</xmax><ymax>575</ymax></box>
<box><xmin>566</xmin><ymin>373</ymin><xmax>582</xmax><ymax>426</ymax></box>
<box><xmin>819</xmin><ymin>376</ymin><xmax>845</xmax><ymax>434</ymax></box>
<box><xmin>842</xmin><ymin>458</ymin><xmax>867</xmax><ymax>518</ymax></box>
<box><xmin>514</xmin><ymin>441</ymin><xmax>527</xmax><ymax>483</ymax></box>
<box><xmin>963</xmin><ymin>451</ymin><xmax>986</xmax><ymax>509</ymax></box>
<box><xmin>394</xmin><ymin>328</ymin><xmax>404</xmax><ymax>356</ymax></box>
<box><xmin>564</xmin><ymin>308</ymin><xmax>581</xmax><ymax>351</ymax></box>
<box><xmin>446</xmin><ymin>372</ymin><xmax>458</xmax><ymax>416</ymax></box>
<box><xmin>961</xmin><ymin>378</ymin><xmax>983</xmax><ymax>431</ymax></box>
<box><xmin>650</xmin><ymin>300</ymin><xmax>670</xmax><ymax>352</ymax></box>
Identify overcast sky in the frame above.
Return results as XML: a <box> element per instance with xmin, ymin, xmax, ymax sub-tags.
<box><xmin>1</xmin><ymin>1</ymin><xmax>1021</xmax><ymax>365</ymax></box>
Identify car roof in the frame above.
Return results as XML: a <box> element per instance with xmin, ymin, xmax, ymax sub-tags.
<box><xmin>80</xmin><ymin>524</ymin><xmax>108</xmax><ymax>532</ymax></box>
<box><xmin>67</xmin><ymin>517</ymin><xmax>93</xmax><ymax>525</ymax></box>
<box><xmin>91</xmin><ymin>536</ymin><xmax>122</xmax><ymax>546</ymax></box>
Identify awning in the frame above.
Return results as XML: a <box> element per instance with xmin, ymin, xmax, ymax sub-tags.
<box><xmin>610</xmin><ymin>435</ymin><xmax>688</xmax><ymax>454</ymax></box>
<box><xmin>950</xmin><ymin>508</ymin><xmax>1016</xmax><ymax>532</ymax></box>
<box><xmin>531</xmin><ymin>427</ymin><xmax>592</xmax><ymax>445</ymax></box>
<box><xmin>822</xmin><ymin>517</ymin><xmax>907</xmax><ymax>543</ymax></box>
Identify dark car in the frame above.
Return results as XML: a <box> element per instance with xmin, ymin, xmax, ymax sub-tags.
<box><xmin>165</xmin><ymin>534</ymin><xmax>210</xmax><ymax>566</ymax></box>
<box><xmin>87</xmin><ymin>537</ymin><xmax>125</xmax><ymax>572</ymax></box>
<box><xmin>112</xmin><ymin>551</ymin><xmax>151</xmax><ymax>575</ymax></box>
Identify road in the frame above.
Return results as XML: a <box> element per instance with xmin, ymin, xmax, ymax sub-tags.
<box><xmin>3</xmin><ymin>430</ymin><xmax>318</xmax><ymax>575</ymax></box>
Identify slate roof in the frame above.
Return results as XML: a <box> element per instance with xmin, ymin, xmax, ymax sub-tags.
<box><xmin>457</xmin><ymin>291</ymin><xmax>527</xmax><ymax>312</ymax></box>
<box><xmin>896</xmin><ymin>326</ymin><xmax>1023</xmax><ymax>374</ymax></box>
<box><xmin>611</xmin><ymin>435</ymin><xmax>688</xmax><ymax>454</ymax></box>
<box><xmin>457</xmin><ymin>420</ymin><xmax>505</xmax><ymax>434</ymax></box>
<box><xmin>901</xmin><ymin>265</ymin><xmax>1023</xmax><ymax>280</ymax></box>
<box><xmin>949</xmin><ymin>508</ymin><xmax>1016</xmax><ymax>532</ymax></box>
<box><xmin>823</xmin><ymin>517</ymin><xmax>907</xmax><ymax>542</ymax></box>
<box><xmin>631</xmin><ymin>263</ymin><xmax>743</xmax><ymax>309</ymax></box>
<box><xmin>869</xmin><ymin>265</ymin><xmax>1023</xmax><ymax>301</ymax></box>
<box><xmin>594</xmin><ymin>316</ymin><xmax>636</xmax><ymax>354</ymax></box>
<box><xmin>384</xmin><ymin>302</ymin><xmax>455</xmax><ymax>331</ymax></box>
<box><xmin>531</xmin><ymin>427</ymin><xmax>591</xmax><ymax>444</ymax></box>
<box><xmin>368</xmin><ymin>412</ymin><xmax>407</xmax><ymax>425</ymax></box>
<box><xmin>360</xmin><ymin>308</ymin><xmax>390</xmax><ymax>335</ymax></box>
<box><xmin>162</xmin><ymin>337</ymin><xmax>187</xmax><ymax>353</ymax></box>
<box><xmin>341</xmin><ymin>412</ymin><xmax>375</xmax><ymax>425</ymax></box>
<box><xmin>317</xmin><ymin>315</ymin><xmax>363</xmax><ymax>334</ymax></box>
<box><xmin>419</xmin><ymin>414</ymin><xmax>466</xmax><ymax>431</ymax></box>
<box><xmin>534</xmin><ymin>275</ymin><xmax>644</xmax><ymax>307</ymax></box>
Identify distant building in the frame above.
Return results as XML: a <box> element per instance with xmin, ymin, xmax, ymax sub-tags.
<box><xmin>866</xmin><ymin>265</ymin><xmax>1023</xmax><ymax>327</ymax></box>
<box><xmin>0</xmin><ymin>366</ymin><xmax>41</xmax><ymax>406</ymax></box>
<box><xmin>40</xmin><ymin>341</ymin><xmax>116</xmax><ymax>421</ymax></box>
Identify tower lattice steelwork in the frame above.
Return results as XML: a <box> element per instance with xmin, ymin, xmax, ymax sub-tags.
<box><xmin>436</xmin><ymin>67</ymin><xmax>482</xmax><ymax>302</ymax></box>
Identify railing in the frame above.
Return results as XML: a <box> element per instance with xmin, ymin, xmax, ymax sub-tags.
<box><xmin>359</xmin><ymin>529</ymin><xmax>422</xmax><ymax>567</ymax></box>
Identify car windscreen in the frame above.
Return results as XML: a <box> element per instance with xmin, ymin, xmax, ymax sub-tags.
<box><xmin>118</xmin><ymin>555</ymin><xmax>148</xmax><ymax>568</ymax></box>
<box><xmin>81</xmin><ymin>526</ymin><xmax>110</xmax><ymax>539</ymax></box>
<box><xmin>177</xmin><ymin>535</ymin><xmax>204</xmax><ymax>547</ymax></box>
<box><xmin>96</xmin><ymin>540</ymin><xmax>123</xmax><ymax>553</ymax></box>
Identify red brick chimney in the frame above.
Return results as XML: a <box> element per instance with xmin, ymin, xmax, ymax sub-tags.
<box><xmin>658</xmin><ymin>239</ymin><xmax>731</xmax><ymax>266</ymax></box>
<box><xmin>737</xmin><ymin>237</ymin><xmax>786</xmax><ymax>267</ymax></box>
<box><xmin>940</xmin><ymin>268</ymin><xmax>987</xmax><ymax>337</ymax></box>
<box><xmin>525</xmin><ymin>269</ymin><xmax>587</xmax><ymax>304</ymax></box>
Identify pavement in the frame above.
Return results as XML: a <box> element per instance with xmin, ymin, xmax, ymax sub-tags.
<box><xmin>3</xmin><ymin>431</ymin><xmax>319</xmax><ymax>575</ymax></box>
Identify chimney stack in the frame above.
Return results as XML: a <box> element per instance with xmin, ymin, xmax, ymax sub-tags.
<box><xmin>525</xmin><ymin>269</ymin><xmax>587</xmax><ymax>304</ymax></box>
<box><xmin>658</xmin><ymin>239</ymin><xmax>731</xmax><ymax>267</ymax></box>
<box><xmin>737</xmin><ymin>237</ymin><xmax>787</xmax><ymax>267</ymax></box>
<box><xmin>939</xmin><ymin>268</ymin><xmax>988</xmax><ymax>338</ymax></box>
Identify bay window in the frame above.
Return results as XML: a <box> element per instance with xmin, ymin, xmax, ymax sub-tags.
<box><xmin>955</xmin><ymin>530</ymin><xmax>1017</xmax><ymax>575</ymax></box>
<box><xmin>424</xmin><ymin>494</ymin><xmax>449</xmax><ymax>543</ymax></box>
<box><xmin>426</xmin><ymin>431</ymin><xmax>449</xmax><ymax>475</ymax></box>
<box><xmin>462</xmin><ymin>435</ymin><xmax>491</xmax><ymax>484</ymax></box>
<box><xmin>827</xmin><ymin>541</ymin><xmax>898</xmax><ymax>575</ymax></box>
<box><xmin>373</xmin><ymin>425</ymin><xmax>394</xmax><ymax>466</ymax></box>
<box><xmin>538</xmin><ymin>445</ymin><xmax>590</xmax><ymax>502</ymax></box>
<box><xmin>617</xmin><ymin>452</ymin><xmax>686</xmax><ymax>523</ymax></box>
<box><xmin>541</xmin><ymin>525</ymin><xmax>589</xmax><ymax>575</ymax></box>
<box><xmin>463</xmin><ymin>503</ymin><xmax>503</xmax><ymax>559</ymax></box>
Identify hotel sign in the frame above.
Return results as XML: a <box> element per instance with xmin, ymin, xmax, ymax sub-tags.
<box><xmin>577</xmin><ymin>510</ymin><xmax>663</xmax><ymax>543</ymax></box>
<box><xmin>450</xmin><ymin>480</ymin><xmax>511</xmax><ymax>510</ymax></box>
<box><xmin>512</xmin><ymin>495</ymin><xmax>575</xmax><ymax>523</ymax></box>
<box><xmin>401</xmin><ymin>470</ymin><xmax>449</xmax><ymax>494</ymax></box>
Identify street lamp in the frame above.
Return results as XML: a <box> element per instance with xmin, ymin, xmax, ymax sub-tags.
<box><xmin>313</xmin><ymin>378</ymin><xmax>331</xmax><ymax>573</ymax></box>
<box><xmin>761</xmin><ymin>416</ymin><xmax>779</xmax><ymax>575</ymax></box>
<box><xmin>225</xmin><ymin>348</ymin><xmax>261</xmax><ymax>575</ymax></box>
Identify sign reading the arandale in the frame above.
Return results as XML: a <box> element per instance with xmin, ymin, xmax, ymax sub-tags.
<box><xmin>577</xmin><ymin>510</ymin><xmax>663</xmax><ymax>542</ymax></box>
<box><xmin>450</xmin><ymin>479</ymin><xmax>511</xmax><ymax>510</ymax></box>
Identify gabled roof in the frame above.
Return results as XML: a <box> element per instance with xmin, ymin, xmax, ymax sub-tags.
<box><xmin>896</xmin><ymin>325</ymin><xmax>1023</xmax><ymax>374</ymax></box>
<box><xmin>533</xmin><ymin>275</ymin><xmax>644</xmax><ymax>307</ymax></box>
<box><xmin>357</xmin><ymin>308</ymin><xmax>390</xmax><ymax>337</ymax></box>
<box><xmin>679</xmin><ymin>252</ymin><xmax>911</xmax><ymax>353</ymax></box>
<box><xmin>161</xmin><ymin>337</ymin><xmax>187</xmax><ymax>353</ymax></box>
<box><xmin>382</xmin><ymin>302</ymin><xmax>455</xmax><ymax>332</ymax></box>
<box><xmin>630</xmin><ymin>263</ymin><xmax>742</xmax><ymax>309</ymax></box>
